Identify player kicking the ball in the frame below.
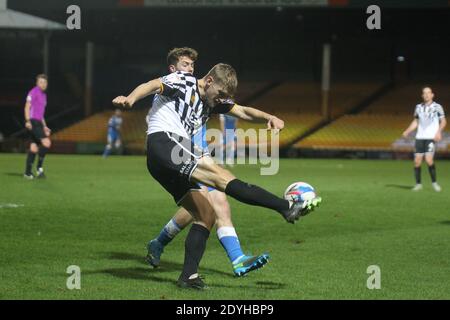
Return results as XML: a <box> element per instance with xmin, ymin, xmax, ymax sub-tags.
<box><xmin>402</xmin><ymin>86</ymin><xmax>446</xmax><ymax>192</ymax></box>
<box><xmin>146</xmin><ymin>48</ymin><xmax>269</xmax><ymax>277</ymax></box>
<box><xmin>113</xmin><ymin>63</ymin><xmax>321</xmax><ymax>289</ymax></box>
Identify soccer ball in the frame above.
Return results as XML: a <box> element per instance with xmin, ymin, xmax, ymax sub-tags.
<box><xmin>284</xmin><ymin>182</ymin><xmax>316</xmax><ymax>203</ymax></box>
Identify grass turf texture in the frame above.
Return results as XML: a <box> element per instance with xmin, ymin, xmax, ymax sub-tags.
<box><xmin>0</xmin><ymin>154</ymin><xmax>449</xmax><ymax>299</ymax></box>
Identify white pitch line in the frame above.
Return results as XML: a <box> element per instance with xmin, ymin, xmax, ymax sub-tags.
<box><xmin>0</xmin><ymin>203</ymin><xmax>25</xmax><ymax>209</ymax></box>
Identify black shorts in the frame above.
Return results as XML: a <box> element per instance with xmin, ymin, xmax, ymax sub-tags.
<box><xmin>415</xmin><ymin>139</ymin><xmax>435</xmax><ymax>154</ymax></box>
<box><xmin>28</xmin><ymin>119</ymin><xmax>46</xmax><ymax>144</ymax></box>
<box><xmin>146</xmin><ymin>131</ymin><xmax>203</xmax><ymax>205</ymax></box>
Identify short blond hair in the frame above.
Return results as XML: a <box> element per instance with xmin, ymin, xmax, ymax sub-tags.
<box><xmin>206</xmin><ymin>63</ymin><xmax>238</xmax><ymax>98</ymax></box>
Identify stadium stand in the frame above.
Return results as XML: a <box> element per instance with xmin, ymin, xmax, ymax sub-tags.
<box><xmin>51</xmin><ymin>82</ymin><xmax>273</xmax><ymax>153</ymax></box>
<box><xmin>52</xmin><ymin>81</ymin><xmax>387</xmax><ymax>152</ymax></box>
<box><xmin>243</xmin><ymin>81</ymin><xmax>384</xmax><ymax>148</ymax></box>
<box><xmin>296</xmin><ymin>82</ymin><xmax>450</xmax><ymax>151</ymax></box>
<box><xmin>363</xmin><ymin>83</ymin><xmax>450</xmax><ymax>115</ymax></box>
<box><xmin>329</xmin><ymin>82</ymin><xmax>385</xmax><ymax>117</ymax></box>
<box><xmin>297</xmin><ymin>114</ymin><xmax>411</xmax><ymax>150</ymax></box>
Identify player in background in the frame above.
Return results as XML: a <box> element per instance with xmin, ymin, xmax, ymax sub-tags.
<box><xmin>147</xmin><ymin>48</ymin><xmax>269</xmax><ymax>277</ymax></box>
<box><xmin>402</xmin><ymin>86</ymin><xmax>446</xmax><ymax>192</ymax></box>
<box><xmin>113</xmin><ymin>63</ymin><xmax>322</xmax><ymax>289</ymax></box>
<box><xmin>103</xmin><ymin>108</ymin><xmax>123</xmax><ymax>158</ymax></box>
<box><xmin>220</xmin><ymin>113</ymin><xmax>238</xmax><ymax>165</ymax></box>
<box><xmin>24</xmin><ymin>74</ymin><xmax>51</xmax><ymax>179</ymax></box>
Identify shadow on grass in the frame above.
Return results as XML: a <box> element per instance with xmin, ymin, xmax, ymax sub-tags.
<box><xmin>4</xmin><ymin>172</ymin><xmax>24</xmax><ymax>177</ymax></box>
<box><xmin>104</xmin><ymin>251</ymin><xmax>234</xmax><ymax>278</ymax></box>
<box><xmin>439</xmin><ymin>220</ymin><xmax>450</xmax><ymax>225</ymax></box>
<box><xmin>84</xmin><ymin>267</ymin><xmax>177</xmax><ymax>285</ymax></box>
<box><xmin>385</xmin><ymin>184</ymin><xmax>412</xmax><ymax>190</ymax></box>
<box><xmin>255</xmin><ymin>281</ymin><xmax>287</xmax><ymax>290</ymax></box>
<box><xmin>85</xmin><ymin>267</ymin><xmax>286</xmax><ymax>290</ymax></box>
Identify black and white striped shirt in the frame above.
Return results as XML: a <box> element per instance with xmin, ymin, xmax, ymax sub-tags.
<box><xmin>147</xmin><ymin>71</ymin><xmax>234</xmax><ymax>138</ymax></box>
<box><xmin>414</xmin><ymin>101</ymin><xmax>445</xmax><ymax>139</ymax></box>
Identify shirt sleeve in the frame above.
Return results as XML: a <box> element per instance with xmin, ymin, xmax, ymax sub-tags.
<box><xmin>414</xmin><ymin>106</ymin><xmax>419</xmax><ymax>119</ymax></box>
<box><xmin>211</xmin><ymin>99</ymin><xmax>236</xmax><ymax>114</ymax></box>
<box><xmin>159</xmin><ymin>71</ymin><xmax>188</xmax><ymax>98</ymax></box>
<box><xmin>437</xmin><ymin>105</ymin><xmax>445</xmax><ymax>118</ymax></box>
<box><xmin>26</xmin><ymin>90</ymin><xmax>33</xmax><ymax>102</ymax></box>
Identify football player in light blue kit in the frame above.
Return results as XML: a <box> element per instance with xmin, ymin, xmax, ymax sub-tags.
<box><xmin>147</xmin><ymin>47</ymin><xmax>269</xmax><ymax>276</ymax></box>
<box><xmin>220</xmin><ymin>114</ymin><xmax>238</xmax><ymax>165</ymax></box>
<box><xmin>103</xmin><ymin>108</ymin><xmax>123</xmax><ymax>158</ymax></box>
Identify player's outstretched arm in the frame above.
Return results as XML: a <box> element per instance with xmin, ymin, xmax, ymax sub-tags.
<box><xmin>229</xmin><ymin>104</ymin><xmax>284</xmax><ymax>131</ymax></box>
<box><xmin>402</xmin><ymin>119</ymin><xmax>418</xmax><ymax>138</ymax></box>
<box><xmin>112</xmin><ymin>78</ymin><xmax>162</xmax><ymax>108</ymax></box>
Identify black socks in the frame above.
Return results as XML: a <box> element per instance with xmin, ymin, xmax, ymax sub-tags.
<box><xmin>415</xmin><ymin>165</ymin><xmax>437</xmax><ymax>184</ymax></box>
<box><xmin>180</xmin><ymin>223</ymin><xmax>210</xmax><ymax>281</ymax></box>
<box><xmin>414</xmin><ymin>167</ymin><xmax>421</xmax><ymax>184</ymax></box>
<box><xmin>26</xmin><ymin>152</ymin><xmax>37</xmax><ymax>174</ymax></box>
<box><xmin>428</xmin><ymin>164</ymin><xmax>437</xmax><ymax>183</ymax></box>
<box><xmin>225</xmin><ymin>179</ymin><xmax>290</xmax><ymax>213</ymax></box>
<box><xmin>37</xmin><ymin>146</ymin><xmax>48</xmax><ymax>169</ymax></box>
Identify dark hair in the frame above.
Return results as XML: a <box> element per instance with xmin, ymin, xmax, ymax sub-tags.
<box><xmin>167</xmin><ymin>47</ymin><xmax>198</xmax><ymax>66</ymax></box>
<box><xmin>36</xmin><ymin>74</ymin><xmax>48</xmax><ymax>81</ymax></box>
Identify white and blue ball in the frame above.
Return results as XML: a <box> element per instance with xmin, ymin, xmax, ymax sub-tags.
<box><xmin>284</xmin><ymin>182</ymin><xmax>316</xmax><ymax>203</ymax></box>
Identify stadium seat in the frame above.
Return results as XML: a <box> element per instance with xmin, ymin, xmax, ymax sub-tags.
<box><xmin>296</xmin><ymin>114</ymin><xmax>413</xmax><ymax>150</ymax></box>
<box><xmin>296</xmin><ymin>82</ymin><xmax>450</xmax><ymax>151</ymax></box>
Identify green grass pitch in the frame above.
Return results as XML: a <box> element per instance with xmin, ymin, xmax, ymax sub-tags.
<box><xmin>0</xmin><ymin>154</ymin><xmax>449</xmax><ymax>299</ymax></box>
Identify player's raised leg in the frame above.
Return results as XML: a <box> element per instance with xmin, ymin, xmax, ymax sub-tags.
<box><xmin>210</xmin><ymin>190</ymin><xmax>269</xmax><ymax>276</ymax></box>
<box><xmin>192</xmin><ymin>156</ymin><xmax>321</xmax><ymax>224</ymax></box>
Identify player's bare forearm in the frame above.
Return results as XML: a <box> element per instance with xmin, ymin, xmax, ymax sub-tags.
<box><xmin>127</xmin><ymin>79</ymin><xmax>162</xmax><ymax>103</ymax></box>
<box><xmin>113</xmin><ymin>78</ymin><xmax>162</xmax><ymax>108</ymax></box>
<box><xmin>24</xmin><ymin>102</ymin><xmax>32</xmax><ymax>129</ymax></box>
<box><xmin>403</xmin><ymin>119</ymin><xmax>418</xmax><ymax>137</ymax></box>
<box><xmin>230</xmin><ymin>104</ymin><xmax>284</xmax><ymax>130</ymax></box>
<box><xmin>24</xmin><ymin>102</ymin><xmax>31</xmax><ymax>121</ymax></box>
<box><xmin>231</xmin><ymin>105</ymin><xmax>270</xmax><ymax>122</ymax></box>
<box><xmin>439</xmin><ymin>118</ymin><xmax>447</xmax><ymax>131</ymax></box>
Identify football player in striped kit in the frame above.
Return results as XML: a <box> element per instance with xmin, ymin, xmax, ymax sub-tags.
<box><xmin>113</xmin><ymin>63</ymin><xmax>321</xmax><ymax>289</ymax></box>
<box><xmin>146</xmin><ymin>48</ymin><xmax>269</xmax><ymax>278</ymax></box>
<box><xmin>403</xmin><ymin>86</ymin><xmax>447</xmax><ymax>192</ymax></box>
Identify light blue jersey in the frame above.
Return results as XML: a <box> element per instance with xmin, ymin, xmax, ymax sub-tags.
<box><xmin>220</xmin><ymin>114</ymin><xmax>237</xmax><ymax>144</ymax></box>
<box><xmin>107</xmin><ymin>115</ymin><xmax>122</xmax><ymax>141</ymax></box>
<box><xmin>192</xmin><ymin>124</ymin><xmax>208</xmax><ymax>150</ymax></box>
<box><xmin>192</xmin><ymin>124</ymin><xmax>215</xmax><ymax>192</ymax></box>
